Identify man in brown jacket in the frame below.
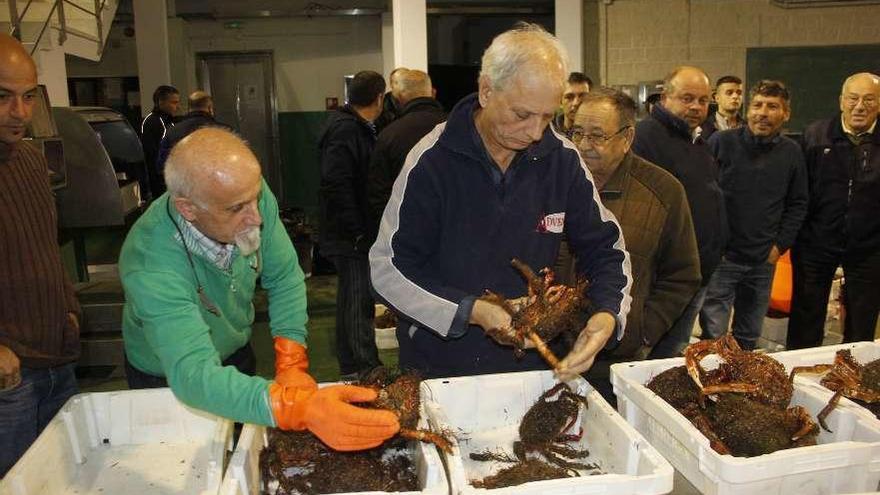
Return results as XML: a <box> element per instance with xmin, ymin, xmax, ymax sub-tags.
<box><xmin>0</xmin><ymin>34</ymin><xmax>81</xmax><ymax>476</ymax></box>
<box><xmin>559</xmin><ymin>87</ymin><xmax>701</xmax><ymax>403</ymax></box>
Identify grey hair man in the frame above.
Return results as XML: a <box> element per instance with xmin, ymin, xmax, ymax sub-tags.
<box><xmin>367</xmin><ymin>69</ymin><xmax>446</xmax><ymax>241</ymax></box>
<box><xmin>370</xmin><ymin>23</ymin><xmax>631</xmax><ymax>380</ymax></box>
<box><xmin>632</xmin><ymin>65</ymin><xmax>727</xmax><ymax>358</ymax></box>
<box><xmin>788</xmin><ymin>72</ymin><xmax>880</xmax><ymax>349</ymax></box>
<box><xmin>558</xmin><ymin>87</ymin><xmax>700</xmax><ymax>403</ymax></box>
<box><xmin>375</xmin><ymin>66</ymin><xmax>409</xmax><ymax>132</ymax></box>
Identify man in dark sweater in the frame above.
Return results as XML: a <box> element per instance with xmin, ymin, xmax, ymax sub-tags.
<box><xmin>632</xmin><ymin>66</ymin><xmax>727</xmax><ymax>358</ymax></box>
<box><xmin>140</xmin><ymin>84</ymin><xmax>179</xmax><ymax>200</ymax></box>
<box><xmin>155</xmin><ymin>90</ymin><xmax>231</xmax><ymax>172</ymax></box>
<box><xmin>367</xmin><ymin>69</ymin><xmax>446</xmax><ymax>242</ymax></box>
<box><xmin>0</xmin><ymin>34</ymin><xmax>81</xmax><ymax>477</ymax></box>
<box><xmin>788</xmin><ymin>72</ymin><xmax>880</xmax><ymax>348</ymax></box>
<box><xmin>700</xmin><ymin>80</ymin><xmax>807</xmax><ymax>350</ymax></box>
<box><xmin>318</xmin><ymin>70</ymin><xmax>386</xmax><ymax>380</ymax></box>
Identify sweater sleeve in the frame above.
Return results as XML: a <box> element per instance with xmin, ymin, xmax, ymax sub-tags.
<box><xmin>641</xmin><ymin>183</ymin><xmax>702</xmax><ymax>345</ymax></box>
<box><xmin>123</xmin><ymin>268</ymin><xmax>275</xmax><ymax>426</ymax></box>
<box><xmin>564</xmin><ymin>154</ymin><xmax>632</xmax><ymax>339</ymax></box>
<box><xmin>369</xmin><ymin>132</ymin><xmax>474</xmax><ymax>339</ymax></box>
<box><xmin>259</xmin><ymin>181</ymin><xmax>309</xmax><ymax>345</ymax></box>
<box><xmin>775</xmin><ymin>145</ymin><xmax>809</xmax><ymax>252</ymax></box>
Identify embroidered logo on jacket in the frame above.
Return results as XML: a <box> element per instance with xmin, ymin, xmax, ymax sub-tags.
<box><xmin>536</xmin><ymin>212</ymin><xmax>565</xmax><ymax>233</ymax></box>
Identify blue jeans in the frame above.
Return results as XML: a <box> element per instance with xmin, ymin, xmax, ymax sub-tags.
<box><xmin>648</xmin><ymin>285</ymin><xmax>708</xmax><ymax>359</ymax></box>
<box><xmin>0</xmin><ymin>362</ymin><xmax>78</xmax><ymax>477</ymax></box>
<box><xmin>699</xmin><ymin>258</ymin><xmax>776</xmax><ymax>350</ymax></box>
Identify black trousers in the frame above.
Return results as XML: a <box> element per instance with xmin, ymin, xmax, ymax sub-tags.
<box><xmin>330</xmin><ymin>254</ymin><xmax>381</xmax><ymax>376</ymax></box>
<box><xmin>787</xmin><ymin>247</ymin><xmax>880</xmax><ymax>349</ymax></box>
<box><xmin>125</xmin><ymin>343</ymin><xmax>257</xmax><ymax>389</ymax></box>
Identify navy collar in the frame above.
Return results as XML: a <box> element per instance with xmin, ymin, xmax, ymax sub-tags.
<box><xmin>742</xmin><ymin>125</ymin><xmax>782</xmax><ymax>149</ymax></box>
<box><xmin>439</xmin><ymin>93</ymin><xmax>562</xmax><ymax>163</ymax></box>
<box><xmin>651</xmin><ymin>103</ymin><xmax>693</xmax><ymax>140</ymax></box>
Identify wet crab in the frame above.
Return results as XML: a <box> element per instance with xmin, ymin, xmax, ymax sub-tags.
<box><xmin>358</xmin><ymin>367</ymin><xmax>453</xmax><ymax>453</ymax></box>
<box><xmin>790</xmin><ymin>349</ymin><xmax>880</xmax><ymax>431</ymax></box>
<box><xmin>512</xmin><ymin>382</ymin><xmax>594</xmax><ymax>470</ymax></box>
<box><xmin>479</xmin><ymin>258</ymin><xmax>590</xmax><ymax>368</ymax></box>
<box><xmin>685</xmin><ymin>332</ymin><xmax>793</xmax><ymax>409</ymax></box>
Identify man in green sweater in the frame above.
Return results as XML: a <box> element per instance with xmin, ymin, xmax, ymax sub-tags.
<box><xmin>119</xmin><ymin>127</ymin><xmax>398</xmax><ymax>450</ymax></box>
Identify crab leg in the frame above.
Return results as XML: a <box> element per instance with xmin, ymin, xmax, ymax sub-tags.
<box><xmin>398</xmin><ymin>428</ymin><xmax>453</xmax><ymax>454</ymax></box>
<box><xmin>526</xmin><ymin>329</ymin><xmax>561</xmax><ymax>369</ymax></box>
<box><xmin>789</xmin><ymin>364</ymin><xmax>834</xmax><ymax>384</ymax></box>
<box><xmin>816</xmin><ymin>390</ymin><xmax>843</xmax><ymax>433</ymax></box>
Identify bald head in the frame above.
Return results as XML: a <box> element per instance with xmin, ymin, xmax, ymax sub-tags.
<box><xmin>661</xmin><ymin>65</ymin><xmax>711</xmax><ymax>130</ymax></box>
<box><xmin>0</xmin><ymin>34</ymin><xmax>39</xmax><ymax>144</ymax></box>
<box><xmin>167</xmin><ymin>127</ymin><xmax>264</xmax><ymax>246</ymax></box>
<box><xmin>188</xmin><ymin>90</ymin><xmax>213</xmax><ymax>114</ymax></box>
<box><xmin>397</xmin><ymin>70</ymin><xmax>433</xmax><ymax>105</ymax></box>
<box><xmin>840</xmin><ymin>72</ymin><xmax>880</xmax><ymax>133</ymax></box>
<box><xmin>165</xmin><ymin>127</ymin><xmax>261</xmax><ymax>203</ymax></box>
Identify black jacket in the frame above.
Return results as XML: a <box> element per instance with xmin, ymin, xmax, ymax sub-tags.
<box><xmin>373</xmin><ymin>92</ymin><xmax>402</xmax><ymax>134</ymax></box>
<box><xmin>699</xmin><ymin>107</ymin><xmax>744</xmax><ymax>142</ymax></box>
<box><xmin>155</xmin><ymin>111</ymin><xmax>232</xmax><ymax>172</ymax></box>
<box><xmin>633</xmin><ymin>104</ymin><xmax>727</xmax><ymax>283</ymax></box>
<box><xmin>140</xmin><ymin>108</ymin><xmax>174</xmax><ymax>199</ymax></box>
<box><xmin>710</xmin><ymin>127</ymin><xmax>808</xmax><ymax>265</ymax></box>
<box><xmin>318</xmin><ymin>105</ymin><xmax>377</xmax><ymax>257</ymax></box>
<box><xmin>367</xmin><ymin>97</ymin><xmax>446</xmax><ymax>241</ymax></box>
<box><xmin>798</xmin><ymin>115</ymin><xmax>880</xmax><ymax>257</ymax></box>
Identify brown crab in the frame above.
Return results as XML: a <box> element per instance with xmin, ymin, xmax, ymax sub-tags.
<box><xmin>479</xmin><ymin>258</ymin><xmax>590</xmax><ymax>368</ymax></box>
<box><xmin>685</xmin><ymin>332</ymin><xmax>793</xmax><ymax>409</ymax></box>
<box><xmin>359</xmin><ymin>367</ymin><xmax>454</xmax><ymax>453</ymax></box>
<box><xmin>512</xmin><ymin>382</ymin><xmax>594</xmax><ymax>470</ymax></box>
<box><xmin>790</xmin><ymin>349</ymin><xmax>880</xmax><ymax>431</ymax></box>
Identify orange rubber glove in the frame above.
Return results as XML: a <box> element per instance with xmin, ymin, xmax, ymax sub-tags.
<box><xmin>274</xmin><ymin>337</ymin><xmax>310</xmax><ymax>376</ymax></box>
<box><xmin>269</xmin><ymin>370</ymin><xmax>400</xmax><ymax>451</ymax></box>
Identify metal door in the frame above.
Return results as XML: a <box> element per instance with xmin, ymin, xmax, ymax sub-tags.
<box><xmin>197</xmin><ymin>52</ymin><xmax>283</xmax><ymax>202</ymax></box>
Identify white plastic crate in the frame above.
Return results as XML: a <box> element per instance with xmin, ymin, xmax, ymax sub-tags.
<box><xmin>610</xmin><ymin>357</ymin><xmax>880</xmax><ymax>495</ymax></box>
<box><xmin>219</xmin><ymin>423</ymin><xmax>448</xmax><ymax>495</ymax></box>
<box><xmin>420</xmin><ymin>370</ymin><xmax>673</xmax><ymax>494</ymax></box>
<box><xmin>0</xmin><ymin>388</ymin><xmax>232</xmax><ymax>495</ymax></box>
<box><xmin>772</xmin><ymin>341</ymin><xmax>880</xmax><ymax>423</ymax></box>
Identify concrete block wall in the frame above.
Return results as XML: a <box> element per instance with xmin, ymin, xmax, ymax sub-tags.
<box><xmin>600</xmin><ymin>0</ymin><xmax>880</xmax><ymax>86</ymax></box>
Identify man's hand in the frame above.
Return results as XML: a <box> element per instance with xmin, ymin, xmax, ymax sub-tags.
<box><xmin>767</xmin><ymin>245</ymin><xmax>782</xmax><ymax>265</ymax></box>
<box><xmin>555</xmin><ymin>312</ymin><xmax>616</xmax><ymax>381</ymax></box>
<box><xmin>67</xmin><ymin>312</ymin><xmax>80</xmax><ymax>332</ymax></box>
<box><xmin>469</xmin><ymin>299</ymin><xmax>534</xmax><ymax>348</ymax></box>
<box><xmin>0</xmin><ymin>345</ymin><xmax>21</xmax><ymax>390</ymax></box>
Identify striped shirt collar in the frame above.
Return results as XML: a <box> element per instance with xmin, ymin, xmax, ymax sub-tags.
<box><xmin>173</xmin><ymin>213</ymin><xmax>235</xmax><ymax>270</ymax></box>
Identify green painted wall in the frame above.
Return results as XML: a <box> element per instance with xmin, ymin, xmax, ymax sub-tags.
<box><xmin>278</xmin><ymin>111</ymin><xmax>330</xmax><ymax>223</ymax></box>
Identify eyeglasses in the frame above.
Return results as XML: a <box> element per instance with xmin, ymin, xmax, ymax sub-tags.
<box><xmin>843</xmin><ymin>94</ymin><xmax>878</xmax><ymax>109</ymax></box>
<box><xmin>570</xmin><ymin>125</ymin><xmax>631</xmax><ymax>147</ymax></box>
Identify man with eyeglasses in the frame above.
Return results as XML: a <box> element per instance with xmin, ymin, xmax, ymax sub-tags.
<box><xmin>787</xmin><ymin>72</ymin><xmax>880</xmax><ymax>348</ymax></box>
<box><xmin>700</xmin><ymin>80</ymin><xmax>807</xmax><ymax>350</ymax></box>
<box><xmin>557</xmin><ymin>88</ymin><xmax>700</xmax><ymax>403</ymax></box>
<box><xmin>631</xmin><ymin>65</ymin><xmax>727</xmax><ymax>358</ymax></box>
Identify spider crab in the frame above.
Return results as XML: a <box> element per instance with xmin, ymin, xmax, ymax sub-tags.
<box><xmin>359</xmin><ymin>367</ymin><xmax>453</xmax><ymax>453</ymax></box>
<box><xmin>685</xmin><ymin>332</ymin><xmax>793</xmax><ymax>408</ymax></box>
<box><xmin>683</xmin><ymin>333</ymin><xmax>818</xmax><ymax>455</ymax></box>
<box><xmin>789</xmin><ymin>349</ymin><xmax>880</xmax><ymax>431</ymax></box>
<box><xmin>479</xmin><ymin>258</ymin><xmax>590</xmax><ymax>368</ymax></box>
<box><xmin>512</xmin><ymin>382</ymin><xmax>593</xmax><ymax>470</ymax></box>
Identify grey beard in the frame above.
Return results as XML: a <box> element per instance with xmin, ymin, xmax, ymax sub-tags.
<box><xmin>235</xmin><ymin>227</ymin><xmax>261</xmax><ymax>256</ymax></box>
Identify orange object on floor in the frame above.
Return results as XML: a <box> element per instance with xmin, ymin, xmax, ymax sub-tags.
<box><xmin>769</xmin><ymin>250</ymin><xmax>793</xmax><ymax>315</ymax></box>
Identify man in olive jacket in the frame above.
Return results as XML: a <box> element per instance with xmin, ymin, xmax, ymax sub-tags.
<box><xmin>558</xmin><ymin>88</ymin><xmax>701</xmax><ymax>403</ymax></box>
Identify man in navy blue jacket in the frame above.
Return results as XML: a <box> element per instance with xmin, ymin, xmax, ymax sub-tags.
<box><xmin>700</xmin><ymin>81</ymin><xmax>807</xmax><ymax>350</ymax></box>
<box><xmin>369</xmin><ymin>24</ymin><xmax>632</xmax><ymax>380</ymax></box>
<box><xmin>633</xmin><ymin>66</ymin><xmax>727</xmax><ymax>358</ymax></box>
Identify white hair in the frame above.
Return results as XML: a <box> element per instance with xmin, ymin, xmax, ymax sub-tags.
<box><xmin>479</xmin><ymin>23</ymin><xmax>569</xmax><ymax>92</ymax></box>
